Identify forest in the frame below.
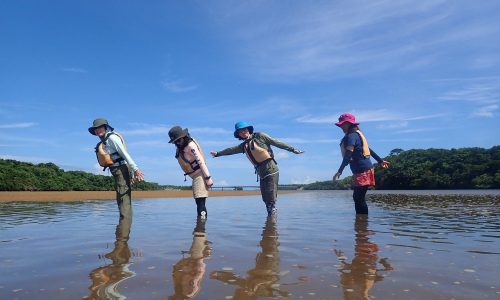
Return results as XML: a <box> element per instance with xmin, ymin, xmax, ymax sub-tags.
<box><xmin>303</xmin><ymin>146</ymin><xmax>500</xmax><ymax>190</ymax></box>
<box><xmin>1</xmin><ymin>146</ymin><xmax>498</xmax><ymax>191</ymax></box>
<box><xmin>0</xmin><ymin>159</ymin><xmax>167</xmax><ymax>191</ymax></box>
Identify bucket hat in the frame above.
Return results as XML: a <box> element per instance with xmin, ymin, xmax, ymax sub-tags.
<box><xmin>335</xmin><ymin>113</ymin><xmax>359</xmax><ymax>127</ymax></box>
<box><xmin>168</xmin><ymin>126</ymin><xmax>189</xmax><ymax>143</ymax></box>
<box><xmin>233</xmin><ymin>121</ymin><xmax>254</xmax><ymax>138</ymax></box>
<box><xmin>88</xmin><ymin>118</ymin><xmax>114</xmax><ymax>135</ymax></box>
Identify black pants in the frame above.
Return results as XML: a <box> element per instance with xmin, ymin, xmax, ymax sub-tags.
<box><xmin>352</xmin><ymin>186</ymin><xmax>369</xmax><ymax>214</ymax></box>
<box><xmin>195</xmin><ymin>197</ymin><xmax>207</xmax><ymax>216</ymax></box>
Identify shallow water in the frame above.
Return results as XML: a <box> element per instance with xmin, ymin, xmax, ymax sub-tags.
<box><xmin>0</xmin><ymin>190</ymin><xmax>499</xmax><ymax>300</ymax></box>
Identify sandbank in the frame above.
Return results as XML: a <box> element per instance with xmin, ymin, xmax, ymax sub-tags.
<box><xmin>0</xmin><ymin>190</ymin><xmax>269</xmax><ymax>202</ymax></box>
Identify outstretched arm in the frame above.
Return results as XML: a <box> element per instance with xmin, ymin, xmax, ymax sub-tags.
<box><xmin>210</xmin><ymin>144</ymin><xmax>245</xmax><ymax>157</ymax></box>
<box><xmin>260</xmin><ymin>132</ymin><xmax>304</xmax><ymax>154</ymax></box>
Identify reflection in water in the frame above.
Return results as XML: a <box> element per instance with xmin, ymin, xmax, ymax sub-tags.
<box><xmin>335</xmin><ymin>215</ymin><xmax>393</xmax><ymax>300</ymax></box>
<box><xmin>210</xmin><ymin>216</ymin><xmax>290</xmax><ymax>299</ymax></box>
<box><xmin>169</xmin><ymin>217</ymin><xmax>212</xmax><ymax>300</ymax></box>
<box><xmin>85</xmin><ymin>216</ymin><xmax>137</xmax><ymax>300</ymax></box>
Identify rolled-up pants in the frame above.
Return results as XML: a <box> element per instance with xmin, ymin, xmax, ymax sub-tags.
<box><xmin>110</xmin><ymin>164</ymin><xmax>132</xmax><ymax>219</ymax></box>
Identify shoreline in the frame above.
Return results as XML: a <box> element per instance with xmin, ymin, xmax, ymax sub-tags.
<box><xmin>0</xmin><ymin>190</ymin><xmax>269</xmax><ymax>202</ymax></box>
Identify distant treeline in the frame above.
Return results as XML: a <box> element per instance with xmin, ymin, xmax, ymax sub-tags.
<box><xmin>303</xmin><ymin>146</ymin><xmax>500</xmax><ymax>190</ymax></box>
<box><xmin>1</xmin><ymin>146</ymin><xmax>498</xmax><ymax>191</ymax></box>
<box><xmin>0</xmin><ymin>159</ymin><xmax>181</xmax><ymax>191</ymax></box>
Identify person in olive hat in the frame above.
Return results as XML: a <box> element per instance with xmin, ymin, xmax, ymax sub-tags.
<box><xmin>89</xmin><ymin>118</ymin><xmax>144</xmax><ymax>219</ymax></box>
<box><xmin>169</xmin><ymin>126</ymin><xmax>213</xmax><ymax>219</ymax></box>
<box><xmin>210</xmin><ymin>121</ymin><xmax>304</xmax><ymax>216</ymax></box>
<box><xmin>333</xmin><ymin>113</ymin><xmax>389</xmax><ymax>214</ymax></box>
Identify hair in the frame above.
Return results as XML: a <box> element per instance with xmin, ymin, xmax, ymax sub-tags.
<box><xmin>175</xmin><ymin>135</ymin><xmax>192</xmax><ymax>149</ymax></box>
<box><xmin>348</xmin><ymin>123</ymin><xmax>360</xmax><ymax>134</ymax></box>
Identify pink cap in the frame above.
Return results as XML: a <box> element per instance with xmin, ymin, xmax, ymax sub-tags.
<box><xmin>335</xmin><ymin>113</ymin><xmax>359</xmax><ymax>127</ymax></box>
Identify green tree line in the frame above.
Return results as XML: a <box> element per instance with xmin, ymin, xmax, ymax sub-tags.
<box><xmin>1</xmin><ymin>146</ymin><xmax>498</xmax><ymax>191</ymax></box>
<box><xmin>0</xmin><ymin>159</ymin><xmax>166</xmax><ymax>191</ymax></box>
<box><xmin>303</xmin><ymin>146</ymin><xmax>500</xmax><ymax>190</ymax></box>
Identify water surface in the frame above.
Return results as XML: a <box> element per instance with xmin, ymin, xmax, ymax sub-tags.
<box><xmin>0</xmin><ymin>190</ymin><xmax>499</xmax><ymax>299</ymax></box>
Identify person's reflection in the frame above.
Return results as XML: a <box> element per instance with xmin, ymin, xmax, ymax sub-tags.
<box><xmin>169</xmin><ymin>217</ymin><xmax>212</xmax><ymax>300</ymax></box>
<box><xmin>335</xmin><ymin>215</ymin><xmax>393</xmax><ymax>300</ymax></box>
<box><xmin>85</xmin><ymin>216</ymin><xmax>136</xmax><ymax>300</ymax></box>
<box><xmin>210</xmin><ymin>216</ymin><xmax>290</xmax><ymax>299</ymax></box>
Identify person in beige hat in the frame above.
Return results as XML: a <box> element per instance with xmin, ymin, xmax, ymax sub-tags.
<box><xmin>89</xmin><ymin>118</ymin><xmax>144</xmax><ymax>219</ymax></box>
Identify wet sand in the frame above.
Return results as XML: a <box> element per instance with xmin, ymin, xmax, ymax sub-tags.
<box><xmin>0</xmin><ymin>190</ymin><xmax>266</xmax><ymax>202</ymax></box>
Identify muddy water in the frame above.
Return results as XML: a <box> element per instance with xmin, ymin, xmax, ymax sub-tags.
<box><xmin>0</xmin><ymin>190</ymin><xmax>498</xmax><ymax>299</ymax></box>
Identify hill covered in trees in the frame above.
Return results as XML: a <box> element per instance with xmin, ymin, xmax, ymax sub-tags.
<box><xmin>1</xmin><ymin>146</ymin><xmax>498</xmax><ymax>191</ymax></box>
<box><xmin>303</xmin><ymin>146</ymin><xmax>500</xmax><ymax>190</ymax></box>
<box><xmin>0</xmin><ymin>159</ymin><xmax>175</xmax><ymax>191</ymax></box>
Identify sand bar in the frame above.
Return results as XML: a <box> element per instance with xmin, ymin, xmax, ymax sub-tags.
<box><xmin>0</xmin><ymin>190</ymin><xmax>267</xmax><ymax>202</ymax></box>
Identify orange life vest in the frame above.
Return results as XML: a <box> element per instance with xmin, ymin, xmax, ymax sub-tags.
<box><xmin>95</xmin><ymin>132</ymin><xmax>126</xmax><ymax>167</ymax></box>
<box><xmin>340</xmin><ymin>130</ymin><xmax>370</xmax><ymax>158</ymax></box>
<box><xmin>176</xmin><ymin>139</ymin><xmax>205</xmax><ymax>176</ymax></box>
<box><xmin>244</xmin><ymin>134</ymin><xmax>273</xmax><ymax>167</ymax></box>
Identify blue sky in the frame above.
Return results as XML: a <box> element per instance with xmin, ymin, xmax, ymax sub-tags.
<box><xmin>1</xmin><ymin>0</ymin><xmax>499</xmax><ymax>186</ymax></box>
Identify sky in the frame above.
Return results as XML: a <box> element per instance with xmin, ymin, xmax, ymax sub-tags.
<box><xmin>1</xmin><ymin>0</ymin><xmax>499</xmax><ymax>186</ymax></box>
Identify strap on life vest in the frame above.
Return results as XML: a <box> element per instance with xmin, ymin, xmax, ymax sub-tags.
<box><xmin>96</xmin><ymin>132</ymin><xmax>126</xmax><ymax>171</ymax></box>
<box><xmin>175</xmin><ymin>139</ymin><xmax>205</xmax><ymax>181</ymax></box>
<box><xmin>340</xmin><ymin>130</ymin><xmax>370</xmax><ymax>159</ymax></box>
<box><xmin>244</xmin><ymin>136</ymin><xmax>277</xmax><ymax>182</ymax></box>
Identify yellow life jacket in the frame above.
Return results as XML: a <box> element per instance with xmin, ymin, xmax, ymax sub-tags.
<box><xmin>340</xmin><ymin>130</ymin><xmax>370</xmax><ymax>158</ymax></box>
<box><xmin>95</xmin><ymin>132</ymin><xmax>126</xmax><ymax>167</ymax></box>
<box><xmin>176</xmin><ymin>139</ymin><xmax>205</xmax><ymax>176</ymax></box>
<box><xmin>244</xmin><ymin>135</ymin><xmax>273</xmax><ymax>167</ymax></box>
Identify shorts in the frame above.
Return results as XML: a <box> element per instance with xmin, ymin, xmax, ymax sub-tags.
<box><xmin>192</xmin><ymin>173</ymin><xmax>209</xmax><ymax>198</ymax></box>
<box><xmin>352</xmin><ymin>168</ymin><xmax>375</xmax><ymax>187</ymax></box>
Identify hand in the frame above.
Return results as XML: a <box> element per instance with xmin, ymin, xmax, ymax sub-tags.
<box><xmin>333</xmin><ymin>172</ymin><xmax>341</xmax><ymax>181</ymax></box>
<box><xmin>380</xmin><ymin>160</ymin><xmax>390</xmax><ymax>169</ymax></box>
<box><xmin>206</xmin><ymin>178</ymin><xmax>214</xmax><ymax>187</ymax></box>
<box><xmin>133</xmin><ymin>170</ymin><xmax>145</xmax><ymax>182</ymax></box>
<box><xmin>293</xmin><ymin>149</ymin><xmax>304</xmax><ymax>154</ymax></box>
<box><xmin>210</xmin><ymin>151</ymin><xmax>217</xmax><ymax>157</ymax></box>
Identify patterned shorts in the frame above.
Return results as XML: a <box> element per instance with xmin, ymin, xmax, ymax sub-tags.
<box><xmin>352</xmin><ymin>168</ymin><xmax>376</xmax><ymax>187</ymax></box>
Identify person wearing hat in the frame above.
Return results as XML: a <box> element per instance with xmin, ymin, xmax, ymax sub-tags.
<box><xmin>168</xmin><ymin>126</ymin><xmax>213</xmax><ymax>218</ymax></box>
<box><xmin>88</xmin><ymin>118</ymin><xmax>144</xmax><ymax>219</ymax></box>
<box><xmin>210</xmin><ymin>121</ymin><xmax>304</xmax><ymax>216</ymax></box>
<box><xmin>333</xmin><ymin>113</ymin><xmax>389</xmax><ymax>214</ymax></box>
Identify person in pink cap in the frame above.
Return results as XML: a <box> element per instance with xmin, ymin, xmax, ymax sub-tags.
<box><xmin>333</xmin><ymin>113</ymin><xmax>390</xmax><ymax>214</ymax></box>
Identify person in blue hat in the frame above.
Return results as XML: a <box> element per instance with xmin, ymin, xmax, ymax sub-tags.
<box><xmin>210</xmin><ymin>121</ymin><xmax>304</xmax><ymax>216</ymax></box>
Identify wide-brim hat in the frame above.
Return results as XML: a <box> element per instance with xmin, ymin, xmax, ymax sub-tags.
<box><xmin>233</xmin><ymin>121</ymin><xmax>254</xmax><ymax>138</ymax></box>
<box><xmin>88</xmin><ymin>118</ymin><xmax>113</xmax><ymax>135</ymax></box>
<box><xmin>335</xmin><ymin>113</ymin><xmax>359</xmax><ymax>127</ymax></box>
<box><xmin>168</xmin><ymin>126</ymin><xmax>189</xmax><ymax>143</ymax></box>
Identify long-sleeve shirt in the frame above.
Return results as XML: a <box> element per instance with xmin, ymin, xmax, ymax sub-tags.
<box><xmin>103</xmin><ymin>131</ymin><xmax>139</xmax><ymax>172</ymax></box>
<box><xmin>215</xmin><ymin>132</ymin><xmax>296</xmax><ymax>178</ymax></box>
<box><xmin>340</xmin><ymin>132</ymin><xmax>382</xmax><ymax>174</ymax></box>
<box><xmin>179</xmin><ymin>140</ymin><xmax>213</xmax><ymax>185</ymax></box>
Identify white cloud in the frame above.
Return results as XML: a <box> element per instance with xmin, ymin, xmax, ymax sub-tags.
<box><xmin>473</xmin><ymin>104</ymin><xmax>498</xmax><ymax>117</ymax></box>
<box><xmin>208</xmin><ymin>0</ymin><xmax>498</xmax><ymax>80</ymax></box>
<box><xmin>0</xmin><ymin>122</ymin><xmax>37</xmax><ymax>129</ymax></box>
<box><xmin>291</xmin><ymin>176</ymin><xmax>317</xmax><ymax>185</ymax></box>
<box><xmin>161</xmin><ymin>79</ymin><xmax>197</xmax><ymax>93</ymax></box>
<box><xmin>439</xmin><ymin>84</ymin><xmax>500</xmax><ymax>104</ymax></box>
<box><xmin>297</xmin><ymin>109</ymin><xmax>451</xmax><ymax>124</ymax></box>
<box><xmin>62</xmin><ymin>67</ymin><xmax>88</xmax><ymax>73</ymax></box>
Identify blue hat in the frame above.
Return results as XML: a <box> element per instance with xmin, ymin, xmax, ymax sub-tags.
<box><xmin>233</xmin><ymin>121</ymin><xmax>254</xmax><ymax>138</ymax></box>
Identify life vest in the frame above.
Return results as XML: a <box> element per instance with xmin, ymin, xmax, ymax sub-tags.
<box><xmin>176</xmin><ymin>139</ymin><xmax>205</xmax><ymax>178</ymax></box>
<box><xmin>95</xmin><ymin>132</ymin><xmax>126</xmax><ymax>168</ymax></box>
<box><xmin>244</xmin><ymin>133</ymin><xmax>274</xmax><ymax>167</ymax></box>
<box><xmin>340</xmin><ymin>130</ymin><xmax>370</xmax><ymax>159</ymax></box>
